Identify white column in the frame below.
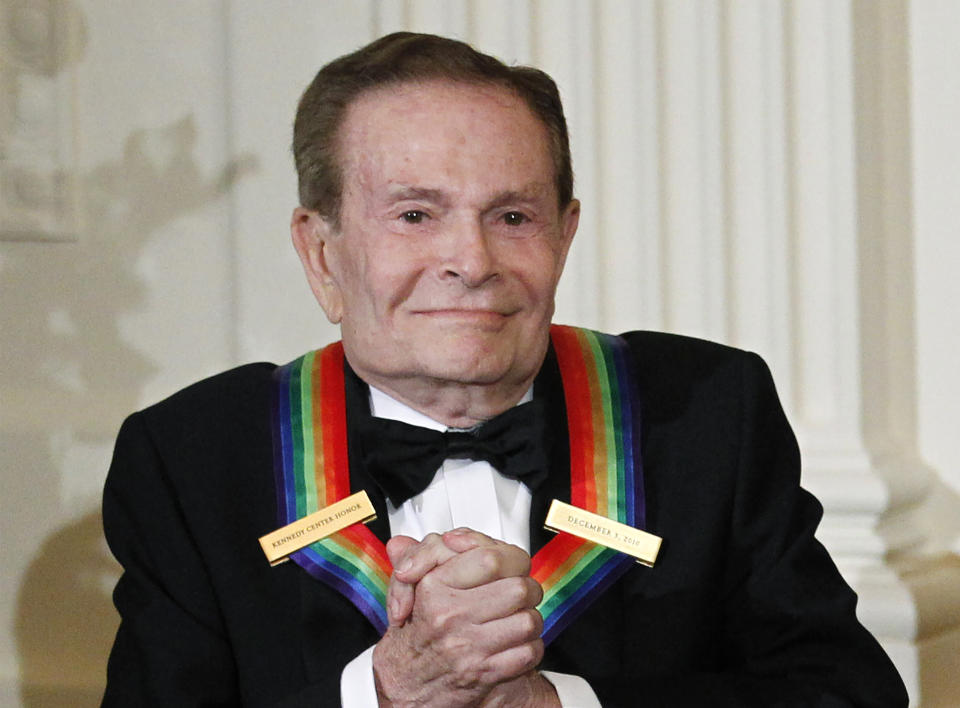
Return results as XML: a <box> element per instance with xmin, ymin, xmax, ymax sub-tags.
<box><xmin>785</xmin><ymin>0</ymin><xmax>891</xmax><ymax>558</ymax></box>
<box><xmin>578</xmin><ymin>1</ymin><xmax>960</xmax><ymax>702</ymax></box>
<box><xmin>468</xmin><ymin>0</ymin><xmax>533</xmax><ymax>64</ymax></box>
<box><xmin>722</xmin><ymin>0</ymin><xmax>792</xmax><ymax>392</ymax></box>
<box><xmin>656</xmin><ymin>0</ymin><xmax>726</xmax><ymax>340</ymax></box>
<box><xmin>594</xmin><ymin>0</ymin><xmax>662</xmax><ymax>334</ymax></box>
<box><xmin>534</xmin><ymin>0</ymin><xmax>602</xmax><ymax>329</ymax></box>
<box><xmin>781</xmin><ymin>3</ymin><xmax>935</xmax><ymax>698</ymax></box>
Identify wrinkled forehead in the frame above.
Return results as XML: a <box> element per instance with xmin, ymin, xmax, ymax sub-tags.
<box><xmin>341</xmin><ymin>77</ymin><xmax>529</xmax><ymax>129</ymax></box>
<box><xmin>335</xmin><ymin>79</ymin><xmax>555</xmax><ymax>196</ymax></box>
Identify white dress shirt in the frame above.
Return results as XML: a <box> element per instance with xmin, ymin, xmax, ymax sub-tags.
<box><xmin>340</xmin><ymin>385</ymin><xmax>601</xmax><ymax>707</ymax></box>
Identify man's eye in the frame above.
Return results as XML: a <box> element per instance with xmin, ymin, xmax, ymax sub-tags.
<box><xmin>401</xmin><ymin>210</ymin><xmax>426</xmax><ymax>224</ymax></box>
<box><xmin>503</xmin><ymin>211</ymin><xmax>527</xmax><ymax>226</ymax></box>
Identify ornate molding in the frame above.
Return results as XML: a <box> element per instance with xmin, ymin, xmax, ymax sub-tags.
<box><xmin>0</xmin><ymin>0</ymin><xmax>81</xmax><ymax>242</ymax></box>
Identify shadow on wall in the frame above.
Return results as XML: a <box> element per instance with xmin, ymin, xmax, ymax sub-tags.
<box><xmin>14</xmin><ymin>514</ymin><xmax>118</xmax><ymax>707</ymax></box>
<box><xmin>4</xmin><ymin>118</ymin><xmax>256</xmax><ymax>704</ymax></box>
<box><xmin>2</xmin><ymin>5</ymin><xmax>258</xmax><ymax>702</ymax></box>
<box><xmin>922</xmin><ymin>478</ymin><xmax>960</xmax><ymax>555</ymax></box>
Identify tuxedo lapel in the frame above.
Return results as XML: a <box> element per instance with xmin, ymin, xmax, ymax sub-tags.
<box><xmin>530</xmin><ymin>343</ymin><xmax>571</xmax><ymax>555</ymax></box>
<box><xmin>298</xmin><ymin>567</ymin><xmax>382</xmax><ymax>685</ymax></box>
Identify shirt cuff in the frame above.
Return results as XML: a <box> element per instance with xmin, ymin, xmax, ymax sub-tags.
<box><xmin>541</xmin><ymin>670</ymin><xmax>602</xmax><ymax>707</ymax></box>
<box><xmin>340</xmin><ymin>645</ymin><xmax>378</xmax><ymax>707</ymax></box>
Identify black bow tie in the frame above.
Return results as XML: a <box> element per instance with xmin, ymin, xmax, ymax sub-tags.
<box><xmin>358</xmin><ymin>400</ymin><xmax>549</xmax><ymax>508</ymax></box>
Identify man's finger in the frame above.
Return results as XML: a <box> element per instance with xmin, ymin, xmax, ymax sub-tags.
<box><xmin>385</xmin><ymin>535</ymin><xmax>420</xmax><ymax>626</ymax></box>
<box><xmin>440</xmin><ymin>527</ymin><xmax>498</xmax><ymax>553</ymax></box>
<box><xmin>385</xmin><ymin>529</ymin><xmax>534</xmax><ymax>627</ymax></box>
<box><xmin>385</xmin><ymin>534</ymin><xmax>420</xmax><ymax>566</ymax></box>
<box><xmin>481</xmin><ymin>636</ymin><xmax>545</xmax><ymax>685</ymax></box>
<box><xmin>428</xmin><ymin>542</ymin><xmax>533</xmax><ymax>590</ymax></box>
<box><xmin>460</xmin><ymin>577</ymin><xmax>543</xmax><ymax>624</ymax></box>
<box><xmin>386</xmin><ymin>531</ymin><xmax>496</xmax><ymax>625</ymax></box>
<box><xmin>386</xmin><ymin>534</ymin><xmax>453</xmax><ymax>625</ymax></box>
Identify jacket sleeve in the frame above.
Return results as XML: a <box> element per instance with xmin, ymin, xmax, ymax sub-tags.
<box><xmin>101</xmin><ymin>412</ymin><xmax>241</xmax><ymax>707</ymax></box>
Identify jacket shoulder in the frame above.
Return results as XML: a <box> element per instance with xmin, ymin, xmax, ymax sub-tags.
<box><xmin>613</xmin><ymin>330</ymin><xmax>783</xmax><ymax>438</ymax></box>
<box><xmin>618</xmin><ymin>329</ymin><xmax>770</xmax><ymax>387</ymax></box>
<box><xmin>618</xmin><ymin>329</ymin><xmax>758</xmax><ymax>367</ymax></box>
<box><xmin>150</xmin><ymin>362</ymin><xmax>277</xmax><ymax>408</ymax></box>
<box><xmin>121</xmin><ymin>362</ymin><xmax>278</xmax><ymax>449</ymax></box>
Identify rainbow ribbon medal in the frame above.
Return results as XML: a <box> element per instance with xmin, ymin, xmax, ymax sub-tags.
<box><xmin>531</xmin><ymin>325</ymin><xmax>645</xmax><ymax>643</ymax></box>
<box><xmin>271</xmin><ymin>325</ymin><xmax>647</xmax><ymax>642</ymax></box>
<box><xmin>272</xmin><ymin>343</ymin><xmax>392</xmax><ymax>633</ymax></box>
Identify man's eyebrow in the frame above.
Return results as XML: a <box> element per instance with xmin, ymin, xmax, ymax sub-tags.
<box><xmin>384</xmin><ymin>183</ymin><xmax>553</xmax><ymax>208</ymax></box>
<box><xmin>486</xmin><ymin>184</ymin><xmax>552</xmax><ymax>208</ymax></box>
<box><xmin>386</xmin><ymin>186</ymin><xmax>448</xmax><ymax>204</ymax></box>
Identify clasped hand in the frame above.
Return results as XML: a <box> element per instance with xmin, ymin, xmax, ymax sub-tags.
<box><xmin>371</xmin><ymin>529</ymin><xmax>559</xmax><ymax>707</ymax></box>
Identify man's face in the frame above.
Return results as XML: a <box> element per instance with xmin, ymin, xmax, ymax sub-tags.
<box><xmin>293</xmin><ymin>80</ymin><xmax>579</xmax><ymax>403</ymax></box>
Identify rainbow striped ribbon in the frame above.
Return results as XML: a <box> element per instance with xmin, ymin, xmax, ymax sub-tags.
<box><xmin>271</xmin><ymin>325</ymin><xmax>645</xmax><ymax>643</ymax></box>
<box><xmin>272</xmin><ymin>343</ymin><xmax>392</xmax><ymax>634</ymax></box>
<box><xmin>531</xmin><ymin>325</ymin><xmax>644</xmax><ymax>644</ymax></box>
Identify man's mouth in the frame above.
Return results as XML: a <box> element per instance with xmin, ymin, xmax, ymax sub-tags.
<box><xmin>413</xmin><ymin>308</ymin><xmax>516</xmax><ymax>325</ymax></box>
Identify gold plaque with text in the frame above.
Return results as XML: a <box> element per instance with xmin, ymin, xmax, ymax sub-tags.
<box><xmin>258</xmin><ymin>490</ymin><xmax>376</xmax><ymax>566</ymax></box>
<box><xmin>544</xmin><ymin>499</ymin><xmax>662</xmax><ymax>566</ymax></box>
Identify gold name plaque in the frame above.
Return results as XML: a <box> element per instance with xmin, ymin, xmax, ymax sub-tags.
<box><xmin>258</xmin><ymin>490</ymin><xmax>376</xmax><ymax>566</ymax></box>
<box><xmin>544</xmin><ymin>499</ymin><xmax>662</xmax><ymax>567</ymax></box>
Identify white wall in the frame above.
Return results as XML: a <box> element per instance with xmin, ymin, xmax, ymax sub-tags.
<box><xmin>911</xmin><ymin>0</ymin><xmax>960</xmax><ymax>550</ymax></box>
<box><xmin>1</xmin><ymin>1</ymin><xmax>957</xmax><ymax>704</ymax></box>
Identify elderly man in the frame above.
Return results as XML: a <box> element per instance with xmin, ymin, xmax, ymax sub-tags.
<box><xmin>102</xmin><ymin>33</ymin><xmax>906</xmax><ymax>707</ymax></box>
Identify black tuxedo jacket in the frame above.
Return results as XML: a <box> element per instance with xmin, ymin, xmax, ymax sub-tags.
<box><xmin>102</xmin><ymin>331</ymin><xmax>907</xmax><ymax>707</ymax></box>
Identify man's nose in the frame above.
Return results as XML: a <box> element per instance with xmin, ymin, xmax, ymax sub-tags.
<box><xmin>440</xmin><ymin>217</ymin><xmax>499</xmax><ymax>287</ymax></box>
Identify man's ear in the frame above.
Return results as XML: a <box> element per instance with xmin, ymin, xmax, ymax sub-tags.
<box><xmin>291</xmin><ymin>206</ymin><xmax>344</xmax><ymax>324</ymax></box>
<box><xmin>557</xmin><ymin>198</ymin><xmax>581</xmax><ymax>268</ymax></box>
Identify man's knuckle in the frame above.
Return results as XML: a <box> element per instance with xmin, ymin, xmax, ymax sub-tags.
<box><xmin>505</xmin><ymin>577</ymin><xmax>530</xmax><ymax>607</ymax></box>
<box><xmin>502</xmin><ymin>643</ymin><xmax>537</xmax><ymax>675</ymax></box>
<box><xmin>475</xmin><ymin>547</ymin><xmax>501</xmax><ymax>575</ymax></box>
<box><xmin>418</xmin><ymin>571</ymin><xmax>444</xmax><ymax>596</ymax></box>
<box><xmin>522</xmin><ymin>638</ymin><xmax>544</xmax><ymax>669</ymax></box>
<box><xmin>419</xmin><ymin>571</ymin><xmax>437</xmax><ymax>589</ymax></box>
<box><xmin>452</xmin><ymin>661</ymin><xmax>483</xmax><ymax>689</ymax></box>
<box><xmin>422</xmin><ymin>532</ymin><xmax>443</xmax><ymax>547</ymax></box>
<box><xmin>532</xmin><ymin>608</ymin><xmax>544</xmax><ymax>633</ymax></box>
<box><xmin>428</xmin><ymin>611</ymin><xmax>451</xmax><ymax>635</ymax></box>
<box><xmin>520</xmin><ymin>608</ymin><xmax>542</xmax><ymax>636</ymax></box>
<box><xmin>442</xmin><ymin>633</ymin><xmax>471</xmax><ymax>657</ymax></box>
<box><xmin>504</xmin><ymin>543</ymin><xmax>531</xmax><ymax>572</ymax></box>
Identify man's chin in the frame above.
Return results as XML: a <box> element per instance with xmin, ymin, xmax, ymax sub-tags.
<box><xmin>411</xmin><ymin>328</ymin><xmax>549</xmax><ymax>385</ymax></box>
<box><xmin>417</xmin><ymin>356</ymin><xmax>514</xmax><ymax>387</ymax></box>
<box><xmin>347</xmin><ymin>327</ymin><xmax>547</xmax><ymax>390</ymax></box>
